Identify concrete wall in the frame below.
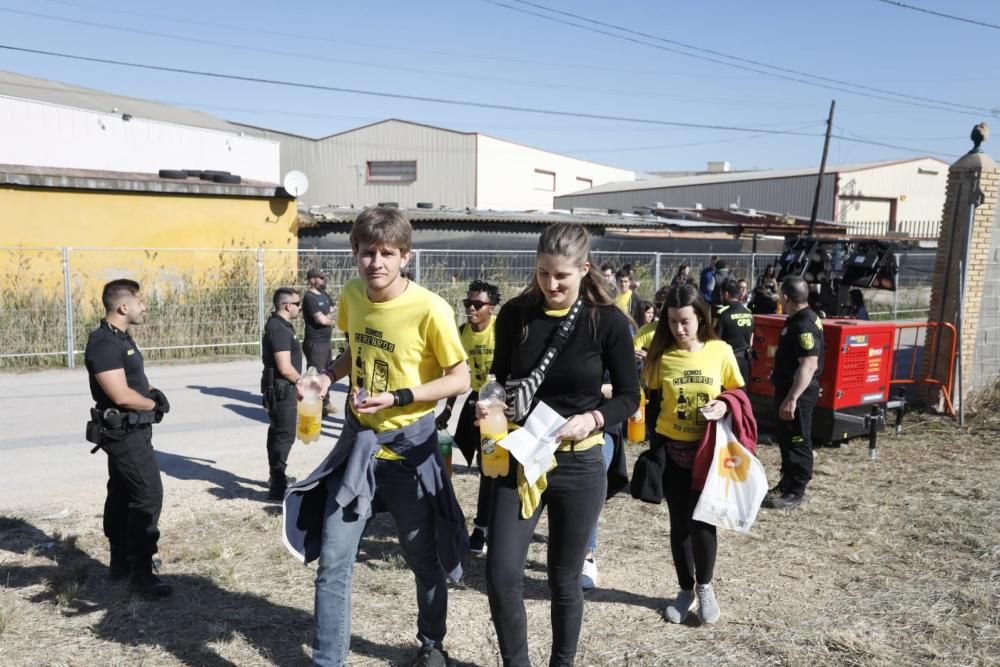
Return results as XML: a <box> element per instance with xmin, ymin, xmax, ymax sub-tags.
<box><xmin>0</xmin><ymin>96</ymin><xmax>280</xmax><ymax>183</ymax></box>
<box><xmin>475</xmin><ymin>135</ymin><xmax>635</xmax><ymax>211</ymax></box>
<box><xmin>0</xmin><ymin>186</ymin><xmax>298</xmax><ymax>297</ymax></box>
<box><xmin>837</xmin><ymin>158</ymin><xmax>947</xmax><ymax>224</ymax></box>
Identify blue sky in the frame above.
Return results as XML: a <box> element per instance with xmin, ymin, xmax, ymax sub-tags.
<box><xmin>0</xmin><ymin>0</ymin><xmax>996</xmax><ymax>172</ymax></box>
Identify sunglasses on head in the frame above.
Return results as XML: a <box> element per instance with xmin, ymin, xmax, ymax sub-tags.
<box><xmin>463</xmin><ymin>299</ymin><xmax>491</xmax><ymax>309</ymax></box>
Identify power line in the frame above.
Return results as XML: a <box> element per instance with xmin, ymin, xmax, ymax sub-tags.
<box><xmin>874</xmin><ymin>0</ymin><xmax>1000</xmax><ymax>31</ymax></box>
<box><xmin>0</xmin><ymin>43</ymin><xmax>957</xmax><ymax>158</ymax></box>
<box><xmin>25</xmin><ymin>0</ymin><xmax>764</xmax><ymax>81</ymax></box>
<box><xmin>0</xmin><ymin>43</ymin><xmax>824</xmax><ymax>135</ymax></box>
<box><xmin>483</xmin><ymin>0</ymin><xmax>994</xmax><ymax>116</ymax></box>
<box><xmin>0</xmin><ymin>6</ymin><xmax>847</xmax><ymax>111</ymax></box>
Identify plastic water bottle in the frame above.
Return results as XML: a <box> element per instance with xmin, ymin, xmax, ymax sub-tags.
<box><xmin>438</xmin><ymin>429</ymin><xmax>454</xmax><ymax>477</ymax></box>
<box><xmin>627</xmin><ymin>388</ymin><xmax>646</xmax><ymax>443</ymax></box>
<box><xmin>478</xmin><ymin>374</ymin><xmax>510</xmax><ymax>478</ymax></box>
<box><xmin>297</xmin><ymin>367</ymin><xmax>322</xmax><ymax>444</ymax></box>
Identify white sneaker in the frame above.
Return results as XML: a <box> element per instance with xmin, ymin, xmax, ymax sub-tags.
<box><xmin>580</xmin><ymin>558</ymin><xmax>599</xmax><ymax>590</ymax></box>
<box><xmin>696</xmin><ymin>583</ymin><xmax>720</xmax><ymax>624</ymax></box>
<box><xmin>663</xmin><ymin>589</ymin><xmax>696</xmax><ymax>623</ymax></box>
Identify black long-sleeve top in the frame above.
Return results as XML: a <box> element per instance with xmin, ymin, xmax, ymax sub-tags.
<box><xmin>491</xmin><ymin>298</ymin><xmax>640</xmax><ymax>427</ymax></box>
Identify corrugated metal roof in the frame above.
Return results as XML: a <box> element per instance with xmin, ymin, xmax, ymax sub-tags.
<box><xmin>304</xmin><ymin>206</ymin><xmax>728</xmax><ymax>230</ymax></box>
<box><xmin>569</xmin><ymin>157</ymin><xmax>948</xmax><ymax>196</ymax></box>
<box><xmin>0</xmin><ymin>70</ymin><xmax>238</xmax><ymax>133</ymax></box>
<box><xmin>0</xmin><ymin>164</ymin><xmax>284</xmax><ymax>197</ymax></box>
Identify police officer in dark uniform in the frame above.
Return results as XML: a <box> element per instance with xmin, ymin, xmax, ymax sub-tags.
<box><xmin>261</xmin><ymin>287</ymin><xmax>303</xmax><ymax>500</ymax></box>
<box><xmin>763</xmin><ymin>276</ymin><xmax>824</xmax><ymax>510</ymax></box>
<box><xmin>713</xmin><ymin>277</ymin><xmax>754</xmax><ymax>384</ymax></box>
<box><xmin>302</xmin><ymin>268</ymin><xmax>334</xmax><ymax>372</ymax></box>
<box><xmin>84</xmin><ymin>279</ymin><xmax>172</xmax><ymax>597</ymax></box>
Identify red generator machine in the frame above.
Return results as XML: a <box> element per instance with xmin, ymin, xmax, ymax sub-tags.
<box><xmin>748</xmin><ymin>314</ymin><xmax>905</xmax><ymax>448</ymax></box>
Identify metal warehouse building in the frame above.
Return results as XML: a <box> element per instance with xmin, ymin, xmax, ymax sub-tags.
<box><xmin>554</xmin><ymin>157</ymin><xmax>947</xmax><ymax>236</ymax></box>
<box><xmin>235</xmin><ymin>118</ymin><xmax>636</xmax><ymax>211</ymax></box>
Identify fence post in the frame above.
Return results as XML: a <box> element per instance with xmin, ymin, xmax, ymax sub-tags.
<box><xmin>750</xmin><ymin>252</ymin><xmax>757</xmax><ymax>285</ymax></box>
<box><xmin>413</xmin><ymin>249</ymin><xmax>422</xmax><ymax>284</ymax></box>
<box><xmin>257</xmin><ymin>248</ymin><xmax>266</xmax><ymax>342</ymax></box>
<box><xmin>62</xmin><ymin>247</ymin><xmax>75</xmax><ymax>368</ymax></box>
<box><xmin>654</xmin><ymin>253</ymin><xmax>662</xmax><ymax>293</ymax></box>
<box><xmin>893</xmin><ymin>252</ymin><xmax>899</xmax><ymax>319</ymax></box>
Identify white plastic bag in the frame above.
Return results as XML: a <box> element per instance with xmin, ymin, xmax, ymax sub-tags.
<box><xmin>693</xmin><ymin>415</ymin><xmax>768</xmax><ymax>533</ymax></box>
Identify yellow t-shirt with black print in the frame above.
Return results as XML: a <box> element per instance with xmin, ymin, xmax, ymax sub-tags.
<box><xmin>615</xmin><ymin>290</ymin><xmax>633</xmax><ymax>315</ymax></box>
<box><xmin>461</xmin><ymin>318</ymin><xmax>496</xmax><ymax>393</ymax></box>
<box><xmin>646</xmin><ymin>339</ymin><xmax>744</xmax><ymax>442</ymax></box>
<box><xmin>633</xmin><ymin>320</ymin><xmax>657</xmax><ymax>351</ymax></box>
<box><xmin>338</xmin><ymin>278</ymin><xmax>467</xmax><ymax>442</ymax></box>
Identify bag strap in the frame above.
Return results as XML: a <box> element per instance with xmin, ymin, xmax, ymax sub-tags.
<box><xmin>532</xmin><ymin>298</ymin><xmax>584</xmax><ymax>378</ymax></box>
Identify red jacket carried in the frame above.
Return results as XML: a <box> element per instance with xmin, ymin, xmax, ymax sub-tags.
<box><xmin>692</xmin><ymin>389</ymin><xmax>758</xmax><ymax>491</ymax></box>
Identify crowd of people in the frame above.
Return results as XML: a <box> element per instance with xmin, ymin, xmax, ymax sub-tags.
<box><xmin>84</xmin><ymin>209</ymin><xmax>858</xmax><ymax>666</ymax></box>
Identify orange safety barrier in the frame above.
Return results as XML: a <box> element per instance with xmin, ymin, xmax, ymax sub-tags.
<box><xmin>890</xmin><ymin>321</ymin><xmax>957</xmax><ymax>417</ymax></box>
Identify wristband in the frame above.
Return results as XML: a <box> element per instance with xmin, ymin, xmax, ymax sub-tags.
<box><xmin>392</xmin><ymin>388</ymin><xmax>415</xmax><ymax>407</ymax></box>
<box><xmin>589</xmin><ymin>410</ymin><xmax>605</xmax><ymax>430</ymax></box>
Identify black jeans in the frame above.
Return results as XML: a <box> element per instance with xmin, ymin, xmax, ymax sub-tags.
<box><xmin>103</xmin><ymin>425</ymin><xmax>163</xmax><ymax>561</ymax></box>
<box><xmin>734</xmin><ymin>349</ymin><xmax>751</xmax><ymax>388</ymax></box>
<box><xmin>302</xmin><ymin>338</ymin><xmax>332</xmax><ymax>373</ymax></box>
<box><xmin>662</xmin><ymin>452</ymin><xmax>716</xmax><ymax>590</ymax></box>
<box><xmin>774</xmin><ymin>382</ymin><xmax>818</xmax><ymax>496</ymax></box>
<box><xmin>486</xmin><ymin>445</ymin><xmax>605</xmax><ymax>667</ymax></box>
<box><xmin>265</xmin><ymin>382</ymin><xmax>297</xmax><ymax>481</ymax></box>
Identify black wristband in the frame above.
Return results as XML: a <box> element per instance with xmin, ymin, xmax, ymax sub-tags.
<box><xmin>392</xmin><ymin>388</ymin><xmax>415</xmax><ymax>407</ymax></box>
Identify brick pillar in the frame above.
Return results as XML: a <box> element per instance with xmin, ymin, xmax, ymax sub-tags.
<box><xmin>922</xmin><ymin>149</ymin><xmax>1000</xmax><ymax>410</ymax></box>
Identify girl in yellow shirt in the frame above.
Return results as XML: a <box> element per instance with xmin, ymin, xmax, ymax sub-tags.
<box><xmin>641</xmin><ymin>283</ymin><xmax>744</xmax><ymax>626</ymax></box>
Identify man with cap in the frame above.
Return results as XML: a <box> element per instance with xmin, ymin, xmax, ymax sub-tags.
<box><xmin>302</xmin><ymin>268</ymin><xmax>334</xmax><ymax>376</ymax></box>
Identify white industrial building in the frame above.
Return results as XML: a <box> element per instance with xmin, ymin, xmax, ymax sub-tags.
<box><xmin>0</xmin><ymin>71</ymin><xmax>280</xmax><ymax>183</ymax></box>
<box><xmin>555</xmin><ymin>158</ymin><xmax>949</xmax><ymax>237</ymax></box>
<box><xmin>236</xmin><ymin>119</ymin><xmax>636</xmax><ymax>210</ymax></box>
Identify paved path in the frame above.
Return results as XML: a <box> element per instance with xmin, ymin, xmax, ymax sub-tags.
<box><xmin>0</xmin><ymin>360</ymin><xmax>444</xmax><ymax>515</ymax></box>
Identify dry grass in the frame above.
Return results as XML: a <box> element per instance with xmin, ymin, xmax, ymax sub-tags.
<box><xmin>1</xmin><ymin>414</ymin><xmax>998</xmax><ymax>666</ymax></box>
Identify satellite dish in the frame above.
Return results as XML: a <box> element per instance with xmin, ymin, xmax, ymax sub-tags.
<box><xmin>282</xmin><ymin>170</ymin><xmax>309</xmax><ymax>197</ymax></box>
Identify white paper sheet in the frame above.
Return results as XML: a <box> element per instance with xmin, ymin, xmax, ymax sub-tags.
<box><xmin>500</xmin><ymin>401</ymin><xmax>567</xmax><ymax>485</ymax></box>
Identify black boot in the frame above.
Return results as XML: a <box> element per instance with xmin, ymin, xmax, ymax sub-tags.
<box><xmin>268</xmin><ymin>471</ymin><xmax>294</xmax><ymax>501</ymax></box>
<box><xmin>130</xmin><ymin>559</ymin><xmax>173</xmax><ymax>597</ymax></box>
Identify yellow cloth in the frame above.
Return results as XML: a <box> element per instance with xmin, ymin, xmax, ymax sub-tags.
<box><xmin>645</xmin><ymin>339</ymin><xmax>744</xmax><ymax>442</ymax></box>
<box><xmin>615</xmin><ymin>290</ymin><xmax>633</xmax><ymax>314</ymax></box>
<box><xmin>633</xmin><ymin>320</ymin><xmax>657</xmax><ymax>351</ymax></box>
<box><xmin>514</xmin><ymin>430</ymin><xmax>605</xmax><ymax>518</ymax></box>
<box><xmin>337</xmin><ymin>278</ymin><xmax>467</xmax><ymax>459</ymax></box>
<box><xmin>460</xmin><ymin>318</ymin><xmax>496</xmax><ymax>393</ymax></box>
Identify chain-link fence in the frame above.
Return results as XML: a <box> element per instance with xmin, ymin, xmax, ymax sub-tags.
<box><xmin>0</xmin><ymin>246</ymin><xmax>936</xmax><ymax>368</ymax></box>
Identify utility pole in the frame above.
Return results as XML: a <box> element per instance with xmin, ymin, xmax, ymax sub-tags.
<box><xmin>808</xmin><ymin>99</ymin><xmax>836</xmax><ymax>236</ymax></box>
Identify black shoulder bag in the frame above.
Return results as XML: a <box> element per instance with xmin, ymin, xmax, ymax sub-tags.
<box><xmin>504</xmin><ymin>299</ymin><xmax>584</xmax><ymax>422</ymax></box>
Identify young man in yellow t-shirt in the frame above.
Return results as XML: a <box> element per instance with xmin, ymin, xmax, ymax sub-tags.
<box><xmin>436</xmin><ymin>279</ymin><xmax>500</xmax><ymax>555</ymax></box>
<box><xmin>308</xmin><ymin>207</ymin><xmax>470</xmax><ymax>667</ymax></box>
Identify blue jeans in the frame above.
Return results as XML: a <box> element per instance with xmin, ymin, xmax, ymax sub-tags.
<box><xmin>585</xmin><ymin>433</ymin><xmax>614</xmax><ymax>554</ymax></box>
<box><xmin>313</xmin><ymin>458</ymin><xmax>447</xmax><ymax>666</ymax></box>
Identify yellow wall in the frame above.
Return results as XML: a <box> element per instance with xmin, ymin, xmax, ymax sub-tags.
<box><xmin>0</xmin><ymin>186</ymin><xmax>298</xmax><ymax>302</ymax></box>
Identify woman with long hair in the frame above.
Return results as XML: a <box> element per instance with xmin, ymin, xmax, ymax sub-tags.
<box><xmin>483</xmin><ymin>222</ymin><xmax>640</xmax><ymax>666</ymax></box>
<box><xmin>641</xmin><ymin>283</ymin><xmax>743</xmax><ymax>625</ymax></box>
<box><xmin>671</xmin><ymin>263</ymin><xmax>692</xmax><ymax>287</ymax></box>
<box><xmin>758</xmin><ymin>263</ymin><xmax>778</xmax><ymax>294</ymax></box>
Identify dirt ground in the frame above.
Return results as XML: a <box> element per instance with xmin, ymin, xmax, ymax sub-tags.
<box><xmin>1</xmin><ymin>411</ymin><xmax>998</xmax><ymax>666</ymax></box>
